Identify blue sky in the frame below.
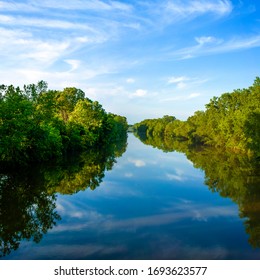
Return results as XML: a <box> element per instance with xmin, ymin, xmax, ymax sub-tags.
<box><xmin>0</xmin><ymin>0</ymin><xmax>260</xmax><ymax>123</ymax></box>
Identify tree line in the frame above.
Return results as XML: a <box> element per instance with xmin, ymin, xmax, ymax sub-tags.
<box><xmin>133</xmin><ymin>77</ymin><xmax>260</xmax><ymax>157</ymax></box>
<box><xmin>0</xmin><ymin>81</ymin><xmax>128</xmax><ymax>165</ymax></box>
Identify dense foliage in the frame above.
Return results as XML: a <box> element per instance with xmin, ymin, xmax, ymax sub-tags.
<box><xmin>0</xmin><ymin>81</ymin><xmax>128</xmax><ymax>165</ymax></box>
<box><xmin>133</xmin><ymin>78</ymin><xmax>260</xmax><ymax>157</ymax></box>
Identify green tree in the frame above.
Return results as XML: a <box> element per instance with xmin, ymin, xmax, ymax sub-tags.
<box><xmin>68</xmin><ymin>100</ymin><xmax>106</xmax><ymax>147</ymax></box>
<box><xmin>0</xmin><ymin>81</ymin><xmax>128</xmax><ymax>165</ymax></box>
<box><xmin>56</xmin><ymin>87</ymin><xmax>85</xmax><ymax>122</ymax></box>
<box><xmin>0</xmin><ymin>85</ymin><xmax>35</xmax><ymax>163</ymax></box>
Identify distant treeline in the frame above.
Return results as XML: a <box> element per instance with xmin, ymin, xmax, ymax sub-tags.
<box><xmin>0</xmin><ymin>81</ymin><xmax>128</xmax><ymax>165</ymax></box>
<box><xmin>133</xmin><ymin>77</ymin><xmax>260</xmax><ymax>157</ymax></box>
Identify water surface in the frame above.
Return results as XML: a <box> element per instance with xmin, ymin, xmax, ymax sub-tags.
<box><xmin>1</xmin><ymin>134</ymin><xmax>260</xmax><ymax>259</ymax></box>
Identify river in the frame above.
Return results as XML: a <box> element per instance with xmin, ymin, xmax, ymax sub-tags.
<box><xmin>1</xmin><ymin>133</ymin><xmax>260</xmax><ymax>259</ymax></box>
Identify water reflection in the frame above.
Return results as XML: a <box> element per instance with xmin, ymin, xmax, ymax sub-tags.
<box><xmin>134</xmin><ymin>132</ymin><xmax>260</xmax><ymax>249</ymax></box>
<box><xmin>1</xmin><ymin>132</ymin><xmax>260</xmax><ymax>259</ymax></box>
<box><xmin>0</xmin><ymin>136</ymin><xmax>127</xmax><ymax>257</ymax></box>
<box><xmin>0</xmin><ymin>169</ymin><xmax>60</xmax><ymax>257</ymax></box>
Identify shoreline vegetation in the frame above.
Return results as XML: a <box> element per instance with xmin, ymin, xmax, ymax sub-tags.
<box><xmin>131</xmin><ymin>78</ymin><xmax>260</xmax><ymax>248</ymax></box>
<box><xmin>0</xmin><ymin>81</ymin><xmax>128</xmax><ymax>166</ymax></box>
<box><xmin>132</xmin><ymin>77</ymin><xmax>260</xmax><ymax>159</ymax></box>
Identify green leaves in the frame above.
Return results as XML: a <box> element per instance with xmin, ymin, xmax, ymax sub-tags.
<box><xmin>133</xmin><ymin>77</ymin><xmax>260</xmax><ymax>156</ymax></box>
<box><xmin>0</xmin><ymin>81</ymin><xmax>128</xmax><ymax>165</ymax></box>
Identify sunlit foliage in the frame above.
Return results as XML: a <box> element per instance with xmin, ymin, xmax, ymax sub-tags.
<box><xmin>133</xmin><ymin>78</ymin><xmax>260</xmax><ymax>157</ymax></box>
<box><xmin>0</xmin><ymin>81</ymin><xmax>128</xmax><ymax>165</ymax></box>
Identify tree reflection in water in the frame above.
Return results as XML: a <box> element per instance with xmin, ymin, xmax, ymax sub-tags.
<box><xmin>0</xmin><ymin>136</ymin><xmax>127</xmax><ymax>257</ymax></box>
<box><xmin>0</xmin><ymin>169</ymin><xmax>60</xmax><ymax>257</ymax></box>
<box><xmin>134</xmin><ymin>132</ymin><xmax>260</xmax><ymax>248</ymax></box>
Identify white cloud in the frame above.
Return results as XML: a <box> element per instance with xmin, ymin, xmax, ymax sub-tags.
<box><xmin>167</xmin><ymin>75</ymin><xmax>208</xmax><ymax>90</ymax></box>
<box><xmin>109</xmin><ymin>1</ymin><xmax>133</xmax><ymax>12</ymax></box>
<box><xmin>131</xmin><ymin>89</ymin><xmax>147</xmax><ymax>98</ymax></box>
<box><xmin>168</xmin><ymin>76</ymin><xmax>190</xmax><ymax>89</ymax></box>
<box><xmin>102</xmin><ymin>204</ymin><xmax>237</xmax><ymax>232</ymax></box>
<box><xmin>188</xmin><ymin>93</ymin><xmax>201</xmax><ymax>98</ymax></box>
<box><xmin>0</xmin><ymin>14</ymin><xmax>94</xmax><ymax>30</ymax></box>
<box><xmin>126</xmin><ymin>78</ymin><xmax>135</xmax><ymax>83</ymax></box>
<box><xmin>0</xmin><ymin>0</ymin><xmax>133</xmax><ymax>12</ymax></box>
<box><xmin>0</xmin><ymin>27</ymin><xmax>71</xmax><ymax>67</ymax></box>
<box><xmin>64</xmin><ymin>59</ymin><xmax>81</xmax><ymax>72</ymax></box>
<box><xmin>195</xmin><ymin>36</ymin><xmax>220</xmax><ymax>45</ymax></box>
<box><xmin>168</xmin><ymin>76</ymin><xmax>189</xmax><ymax>84</ymax></box>
<box><xmin>0</xmin><ymin>0</ymin><xmax>37</xmax><ymax>11</ymax></box>
<box><xmin>145</xmin><ymin>0</ymin><xmax>233</xmax><ymax>27</ymax></box>
<box><xmin>0</xmin><ymin>14</ymin><xmax>12</xmax><ymax>22</ymax></box>
<box><xmin>165</xmin><ymin>0</ymin><xmax>233</xmax><ymax>17</ymax></box>
<box><xmin>173</xmin><ymin>35</ymin><xmax>260</xmax><ymax>59</ymax></box>
<box><xmin>25</xmin><ymin>41</ymin><xmax>70</xmax><ymax>63</ymax></box>
<box><xmin>0</xmin><ymin>66</ymin><xmax>110</xmax><ymax>90</ymax></box>
<box><xmin>56</xmin><ymin>199</ymin><xmax>104</xmax><ymax>222</ymax></box>
<box><xmin>54</xmin><ymin>199</ymin><xmax>238</xmax><ymax>235</ymax></box>
<box><xmin>166</xmin><ymin>173</ymin><xmax>184</xmax><ymax>181</ymax></box>
<box><xmin>128</xmin><ymin>158</ymin><xmax>146</xmax><ymax>167</ymax></box>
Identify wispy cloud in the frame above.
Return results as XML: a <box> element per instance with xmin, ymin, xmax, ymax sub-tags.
<box><xmin>166</xmin><ymin>173</ymin><xmax>184</xmax><ymax>181</ymax></box>
<box><xmin>165</xmin><ymin>0</ymin><xmax>233</xmax><ymax>16</ymax></box>
<box><xmin>101</xmin><ymin>204</ymin><xmax>237</xmax><ymax>231</ymax></box>
<box><xmin>167</xmin><ymin>75</ymin><xmax>208</xmax><ymax>89</ymax></box>
<box><xmin>64</xmin><ymin>59</ymin><xmax>81</xmax><ymax>72</ymax></box>
<box><xmin>0</xmin><ymin>22</ymin><xmax>114</xmax><ymax>87</ymax></box>
<box><xmin>0</xmin><ymin>0</ymin><xmax>133</xmax><ymax>12</ymax></box>
<box><xmin>146</xmin><ymin>0</ymin><xmax>233</xmax><ymax>27</ymax></box>
<box><xmin>167</xmin><ymin>76</ymin><xmax>190</xmax><ymax>89</ymax></box>
<box><xmin>172</xmin><ymin>35</ymin><xmax>260</xmax><ymax>59</ymax></box>
<box><xmin>38</xmin><ymin>0</ymin><xmax>133</xmax><ymax>12</ymax></box>
<box><xmin>0</xmin><ymin>14</ymin><xmax>96</xmax><ymax>30</ymax></box>
<box><xmin>56</xmin><ymin>200</ymin><xmax>105</xmax><ymax>222</ymax></box>
<box><xmin>0</xmin><ymin>0</ymin><xmax>38</xmax><ymax>11</ymax></box>
<box><xmin>0</xmin><ymin>1</ymin><xmax>140</xmax><ymax>90</ymax></box>
<box><xmin>0</xmin><ymin>27</ymin><xmax>70</xmax><ymax>65</ymax></box>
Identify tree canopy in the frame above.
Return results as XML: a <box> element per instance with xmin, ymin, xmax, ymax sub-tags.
<box><xmin>133</xmin><ymin>77</ymin><xmax>260</xmax><ymax>157</ymax></box>
<box><xmin>0</xmin><ymin>81</ymin><xmax>128</xmax><ymax>165</ymax></box>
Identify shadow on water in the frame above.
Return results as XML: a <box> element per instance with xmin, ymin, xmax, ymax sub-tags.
<box><xmin>134</xmin><ymin>132</ymin><xmax>260</xmax><ymax>249</ymax></box>
<box><xmin>0</xmin><ymin>136</ymin><xmax>127</xmax><ymax>257</ymax></box>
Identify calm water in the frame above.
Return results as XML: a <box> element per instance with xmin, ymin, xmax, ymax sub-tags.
<box><xmin>1</xmin><ymin>133</ymin><xmax>260</xmax><ymax>259</ymax></box>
